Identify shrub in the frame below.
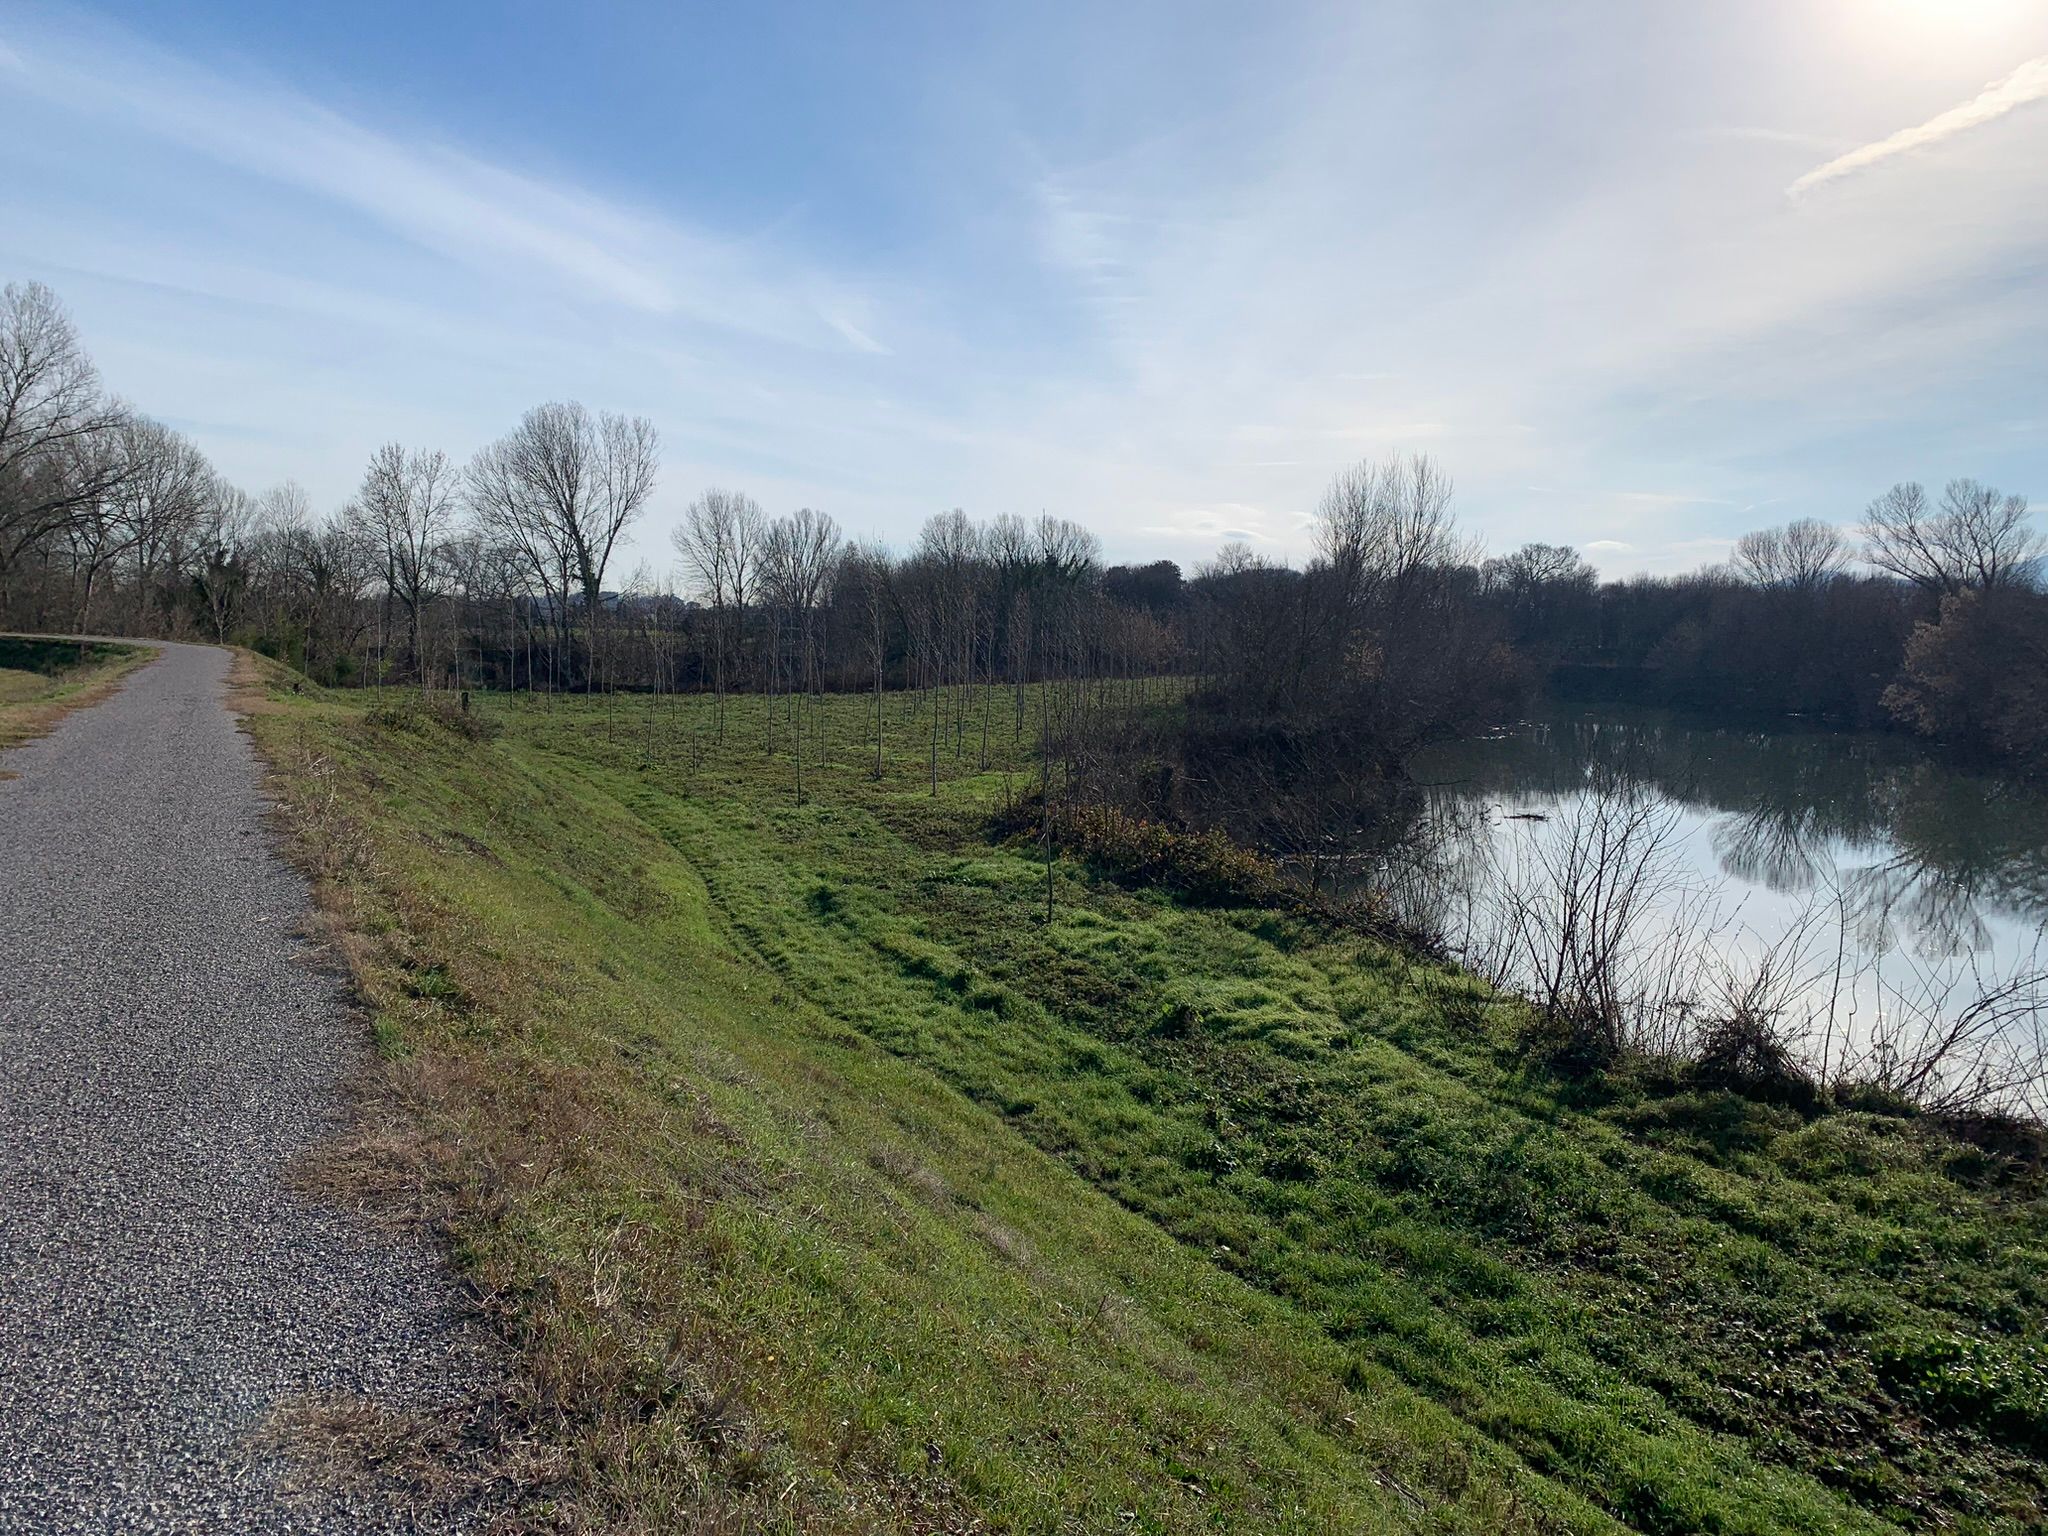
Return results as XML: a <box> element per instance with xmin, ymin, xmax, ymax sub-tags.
<box><xmin>1694</xmin><ymin>1008</ymin><xmax>1818</xmax><ymax>1108</ymax></box>
<box><xmin>362</xmin><ymin>692</ymin><xmax>503</xmax><ymax>743</ymax></box>
<box><xmin>1062</xmin><ymin>804</ymin><xmax>1279</xmax><ymax>906</ymax></box>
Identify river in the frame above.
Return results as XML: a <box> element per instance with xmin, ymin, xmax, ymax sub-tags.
<box><xmin>1399</xmin><ymin>706</ymin><xmax>2048</xmax><ymax>1103</ymax></box>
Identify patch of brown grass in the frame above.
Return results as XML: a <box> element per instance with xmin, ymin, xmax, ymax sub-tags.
<box><xmin>256</xmin><ymin>1392</ymin><xmax>566</xmax><ymax>1530</ymax></box>
<box><xmin>228</xmin><ymin>646</ymin><xmax>302</xmax><ymax>716</ymax></box>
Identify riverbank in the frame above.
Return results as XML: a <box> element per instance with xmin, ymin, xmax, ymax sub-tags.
<box><xmin>247</xmin><ymin>671</ymin><xmax>2048</xmax><ymax>1533</ymax></box>
<box><xmin>1402</xmin><ymin>702</ymin><xmax>2048</xmax><ymax>1113</ymax></box>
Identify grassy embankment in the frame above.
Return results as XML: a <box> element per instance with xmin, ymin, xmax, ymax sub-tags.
<box><xmin>0</xmin><ymin>634</ymin><xmax>150</xmax><ymax>759</ymax></box>
<box><xmin>245</xmin><ymin>670</ymin><xmax>2048</xmax><ymax>1535</ymax></box>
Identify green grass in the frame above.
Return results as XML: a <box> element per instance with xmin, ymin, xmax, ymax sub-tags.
<box><xmin>0</xmin><ymin>635</ymin><xmax>150</xmax><ymax>755</ymax></box>
<box><xmin>248</xmin><ymin>677</ymin><xmax>2048</xmax><ymax>1534</ymax></box>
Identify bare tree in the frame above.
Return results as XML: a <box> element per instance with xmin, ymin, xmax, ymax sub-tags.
<box><xmin>770</xmin><ymin>507</ymin><xmax>841</xmax><ymax>696</ymax></box>
<box><xmin>842</xmin><ymin>542</ymin><xmax>895</xmax><ymax>780</ymax></box>
<box><xmin>759</xmin><ymin>507</ymin><xmax>843</xmax><ymax>798</ymax></box>
<box><xmin>191</xmin><ymin>480</ymin><xmax>257</xmax><ymax>642</ymax></box>
<box><xmin>1862</xmin><ymin>478</ymin><xmax>2042</xmax><ymax>597</ymax></box>
<box><xmin>354</xmin><ymin>443</ymin><xmax>458</xmax><ymax>683</ymax></box>
<box><xmin>254</xmin><ymin>486</ymin><xmax>374</xmax><ymax>681</ymax></box>
<box><xmin>672</xmin><ymin>487</ymin><xmax>762</xmax><ymax>734</ymax></box>
<box><xmin>467</xmin><ymin>437</ymin><xmax>575</xmax><ymax>689</ymax></box>
<box><xmin>0</xmin><ymin>281</ymin><xmax>126</xmax><ymax>595</ymax></box>
<box><xmin>472</xmin><ymin>402</ymin><xmax>659</xmax><ymax>690</ymax></box>
<box><xmin>1314</xmin><ymin>453</ymin><xmax>1469</xmax><ymax>614</ymax></box>
<box><xmin>1733</xmin><ymin>518</ymin><xmax>1851</xmax><ymax>592</ymax></box>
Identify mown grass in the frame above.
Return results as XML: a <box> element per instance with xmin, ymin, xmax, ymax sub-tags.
<box><xmin>0</xmin><ymin>634</ymin><xmax>150</xmax><ymax>757</ymax></box>
<box><xmin>247</xmin><ymin>675</ymin><xmax>2048</xmax><ymax>1535</ymax></box>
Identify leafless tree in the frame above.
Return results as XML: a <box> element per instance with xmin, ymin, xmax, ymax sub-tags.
<box><xmin>467</xmin><ymin>437</ymin><xmax>574</xmax><ymax>689</ymax></box>
<box><xmin>760</xmin><ymin>507</ymin><xmax>842</xmax><ymax>799</ymax></box>
<box><xmin>842</xmin><ymin>542</ymin><xmax>895</xmax><ymax>779</ymax></box>
<box><xmin>1315</xmin><ymin>453</ymin><xmax>1471</xmax><ymax>614</ymax></box>
<box><xmin>1862</xmin><ymin>478</ymin><xmax>2042</xmax><ymax>597</ymax></box>
<box><xmin>672</xmin><ymin>487</ymin><xmax>763</xmax><ymax>735</ymax></box>
<box><xmin>0</xmin><ymin>281</ymin><xmax>127</xmax><ymax>596</ymax></box>
<box><xmin>1732</xmin><ymin>518</ymin><xmax>1851</xmax><ymax>592</ymax></box>
<box><xmin>354</xmin><ymin>443</ymin><xmax>458</xmax><ymax>683</ymax></box>
<box><xmin>914</xmin><ymin>509</ymin><xmax>986</xmax><ymax>757</ymax></box>
<box><xmin>470</xmin><ymin>402</ymin><xmax>659</xmax><ymax>690</ymax></box>
<box><xmin>251</xmin><ymin>486</ymin><xmax>374</xmax><ymax>681</ymax></box>
<box><xmin>191</xmin><ymin>480</ymin><xmax>257</xmax><ymax>642</ymax></box>
<box><xmin>766</xmin><ymin>508</ymin><xmax>842</xmax><ymax>692</ymax></box>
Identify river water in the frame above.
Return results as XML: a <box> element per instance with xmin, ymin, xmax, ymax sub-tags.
<box><xmin>1400</xmin><ymin>707</ymin><xmax>2048</xmax><ymax>1099</ymax></box>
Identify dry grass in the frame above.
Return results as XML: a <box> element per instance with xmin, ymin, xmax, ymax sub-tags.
<box><xmin>228</xmin><ymin>645</ymin><xmax>301</xmax><ymax>716</ymax></box>
<box><xmin>256</xmin><ymin>1392</ymin><xmax>567</xmax><ymax>1530</ymax></box>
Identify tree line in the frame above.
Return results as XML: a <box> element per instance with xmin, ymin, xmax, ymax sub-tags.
<box><xmin>4</xmin><ymin>277</ymin><xmax>2044</xmax><ymax>824</ymax></box>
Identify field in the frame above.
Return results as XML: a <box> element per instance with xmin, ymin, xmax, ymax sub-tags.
<box><xmin>0</xmin><ymin>635</ymin><xmax>151</xmax><ymax>758</ymax></box>
<box><xmin>246</xmin><ymin>673</ymin><xmax>2048</xmax><ymax>1534</ymax></box>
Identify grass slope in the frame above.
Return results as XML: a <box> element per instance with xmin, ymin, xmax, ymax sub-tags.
<box><xmin>0</xmin><ymin>634</ymin><xmax>150</xmax><ymax>758</ymax></box>
<box><xmin>247</xmin><ymin>677</ymin><xmax>2048</xmax><ymax>1535</ymax></box>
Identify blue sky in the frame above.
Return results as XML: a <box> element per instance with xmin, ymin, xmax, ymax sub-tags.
<box><xmin>2</xmin><ymin>1</ymin><xmax>2044</xmax><ymax>576</ymax></box>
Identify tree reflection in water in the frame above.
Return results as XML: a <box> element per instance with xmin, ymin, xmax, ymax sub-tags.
<box><xmin>1394</xmin><ymin>706</ymin><xmax>2048</xmax><ymax>1106</ymax></box>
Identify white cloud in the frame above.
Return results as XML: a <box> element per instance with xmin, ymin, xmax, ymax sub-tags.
<box><xmin>1137</xmin><ymin>504</ymin><xmax>1282</xmax><ymax>544</ymax></box>
<box><xmin>0</xmin><ymin>15</ymin><xmax>884</xmax><ymax>350</ymax></box>
<box><xmin>1789</xmin><ymin>56</ymin><xmax>2048</xmax><ymax>199</ymax></box>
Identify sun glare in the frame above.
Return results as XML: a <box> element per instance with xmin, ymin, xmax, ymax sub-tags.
<box><xmin>1857</xmin><ymin>0</ymin><xmax>2042</xmax><ymax>51</ymax></box>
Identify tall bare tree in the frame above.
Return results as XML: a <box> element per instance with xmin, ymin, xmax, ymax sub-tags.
<box><xmin>1732</xmin><ymin>518</ymin><xmax>1851</xmax><ymax>592</ymax></box>
<box><xmin>672</xmin><ymin>487</ymin><xmax>763</xmax><ymax>734</ymax></box>
<box><xmin>191</xmin><ymin>481</ymin><xmax>257</xmax><ymax>642</ymax></box>
<box><xmin>467</xmin><ymin>437</ymin><xmax>575</xmax><ymax>690</ymax></box>
<box><xmin>471</xmin><ymin>402</ymin><xmax>659</xmax><ymax>690</ymax></box>
<box><xmin>0</xmin><ymin>281</ymin><xmax>126</xmax><ymax>597</ymax></box>
<box><xmin>354</xmin><ymin>443</ymin><xmax>458</xmax><ymax>683</ymax></box>
<box><xmin>1863</xmin><ymin>479</ymin><xmax>2042</xmax><ymax>597</ymax></box>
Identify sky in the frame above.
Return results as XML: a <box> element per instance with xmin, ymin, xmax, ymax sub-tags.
<box><xmin>2</xmin><ymin>0</ymin><xmax>2045</xmax><ymax>578</ymax></box>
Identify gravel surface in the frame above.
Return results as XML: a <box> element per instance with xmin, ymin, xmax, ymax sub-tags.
<box><xmin>0</xmin><ymin>642</ymin><xmax>496</xmax><ymax>1533</ymax></box>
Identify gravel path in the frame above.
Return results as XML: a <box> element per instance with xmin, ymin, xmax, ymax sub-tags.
<box><xmin>0</xmin><ymin>642</ymin><xmax>494</xmax><ymax>1533</ymax></box>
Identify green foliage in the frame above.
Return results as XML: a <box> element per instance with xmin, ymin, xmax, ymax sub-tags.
<box><xmin>1871</xmin><ymin>1330</ymin><xmax>2048</xmax><ymax>1451</ymax></box>
<box><xmin>0</xmin><ymin>635</ymin><xmax>136</xmax><ymax>677</ymax></box>
<box><xmin>254</xmin><ymin>682</ymin><xmax>2048</xmax><ymax>1534</ymax></box>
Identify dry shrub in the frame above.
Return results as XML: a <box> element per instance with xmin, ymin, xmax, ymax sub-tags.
<box><xmin>1693</xmin><ymin>1010</ymin><xmax>1818</xmax><ymax>1108</ymax></box>
<box><xmin>363</xmin><ymin>692</ymin><xmax>503</xmax><ymax>743</ymax></box>
<box><xmin>1062</xmin><ymin>804</ymin><xmax>1279</xmax><ymax>905</ymax></box>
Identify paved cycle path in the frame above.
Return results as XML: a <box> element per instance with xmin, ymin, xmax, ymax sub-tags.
<box><xmin>0</xmin><ymin>642</ymin><xmax>490</xmax><ymax>1533</ymax></box>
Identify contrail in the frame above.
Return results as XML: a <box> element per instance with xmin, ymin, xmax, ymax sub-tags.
<box><xmin>1788</xmin><ymin>55</ymin><xmax>2048</xmax><ymax>199</ymax></box>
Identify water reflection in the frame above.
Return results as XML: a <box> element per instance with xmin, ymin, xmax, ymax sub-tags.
<box><xmin>1411</xmin><ymin>708</ymin><xmax>2048</xmax><ymax>971</ymax></box>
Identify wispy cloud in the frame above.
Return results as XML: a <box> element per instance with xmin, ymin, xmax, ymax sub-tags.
<box><xmin>1139</xmin><ymin>505</ymin><xmax>1281</xmax><ymax>543</ymax></box>
<box><xmin>1788</xmin><ymin>56</ymin><xmax>2048</xmax><ymax>199</ymax></box>
<box><xmin>1613</xmin><ymin>491</ymin><xmax>1733</xmax><ymax>508</ymax></box>
<box><xmin>0</xmin><ymin>14</ymin><xmax>887</xmax><ymax>351</ymax></box>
